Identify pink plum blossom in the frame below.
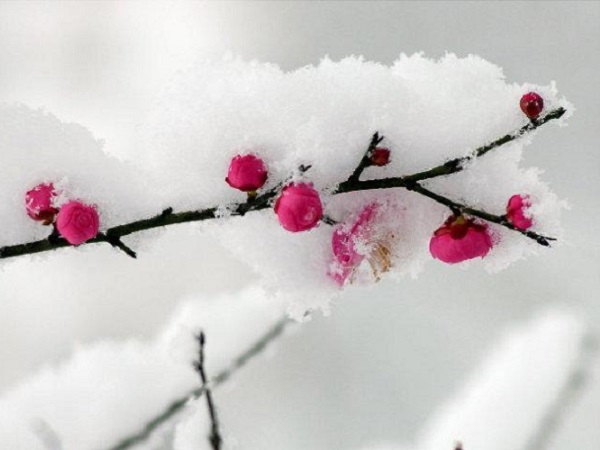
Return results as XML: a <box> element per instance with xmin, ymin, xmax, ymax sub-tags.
<box><xmin>506</xmin><ymin>194</ymin><xmax>533</xmax><ymax>230</ymax></box>
<box><xmin>25</xmin><ymin>182</ymin><xmax>58</xmax><ymax>224</ymax></box>
<box><xmin>56</xmin><ymin>201</ymin><xmax>100</xmax><ymax>245</ymax></box>
<box><xmin>225</xmin><ymin>154</ymin><xmax>268</xmax><ymax>192</ymax></box>
<box><xmin>429</xmin><ymin>215</ymin><xmax>493</xmax><ymax>264</ymax></box>
<box><xmin>274</xmin><ymin>183</ymin><xmax>323</xmax><ymax>232</ymax></box>
<box><xmin>329</xmin><ymin>203</ymin><xmax>379</xmax><ymax>285</ymax></box>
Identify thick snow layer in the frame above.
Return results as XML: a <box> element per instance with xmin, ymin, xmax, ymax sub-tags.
<box><xmin>0</xmin><ymin>54</ymin><xmax>572</xmax><ymax>314</ymax></box>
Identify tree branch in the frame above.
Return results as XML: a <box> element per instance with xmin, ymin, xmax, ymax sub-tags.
<box><xmin>402</xmin><ymin>107</ymin><xmax>566</xmax><ymax>183</ymax></box>
<box><xmin>0</xmin><ymin>108</ymin><xmax>564</xmax><ymax>260</ymax></box>
<box><xmin>193</xmin><ymin>332</ymin><xmax>222</xmax><ymax>450</ymax></box>
<box><xmin>105</xmin><ymin>315</ymin><xmax>294</xmax><ymax>450</ymax></box>
<box><xmin>338</xmin><ymin>178</ymin><xmax>556</xmax><ymax>246</ymax></box>
<box><xmin>347</xmin><ymin>131</ymin><xmax>385</xmax><ymax>183</ymax></box>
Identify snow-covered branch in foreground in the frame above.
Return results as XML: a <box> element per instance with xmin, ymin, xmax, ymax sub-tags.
<box><xmin>2</xmin><ymin>106</ymin><xmax>563</xmax><ymax>262</ymax></box>
<box><xmin>0</xmin><ymin>289</ymin><xmax>593</xmax><ymax>450</ymax></box>
<box><xmin>360</xmin><ymin>310</ymin><xmax>593</xmax><ymax>450</ymax></box>
<box><xmin>0</xmin><ymin>54</ymin><xmax>572</xmax><ymax>315</ymax></box>
<box><xmin>0</xmin><ymin>288</ymin><xmax>292</xmax><ymax>450</ymax></box>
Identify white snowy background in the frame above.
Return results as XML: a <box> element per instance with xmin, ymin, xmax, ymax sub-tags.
<box><xmin>0</xmin><ymin>2</ymin><xmax>598</xmax><ymax>450</ymax></box>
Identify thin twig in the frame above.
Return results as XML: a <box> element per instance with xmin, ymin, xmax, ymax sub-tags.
<box><xmin>338</xmin><ymin>178</ymin><xmax>556</xmax><ymax>246</ymax></box>
<box><xmin>0</xmin><ymin>109</ymin><xmax>564</xmax><ymax>261</ymax></box>
<box><xmin>347</xmin><ymin>131</ymin><xmax>385</xmax><ymax>183</ymax></box>
<box><xmin>97</xmin><ymin>233</ymin><xmax>137</xmax><ymax>259</ymax></box>
<box><xmin>523</xmin><ymin>333</ymin><xmax>599</xmax><ymax>450</ymax></box>
<box><xmin>193</xmin><ymin>332</ymin><xmax>222</xmax><ymax>450</ymax></box>
<box><xmin>105</xmin><ymin>316</ymin><xmax>293</xmax><ymax>450</ymax></box>
<box><xmin>403</xmin><ymin>107</ymin><xmax>566</xmax><ymax>182</ymax></box>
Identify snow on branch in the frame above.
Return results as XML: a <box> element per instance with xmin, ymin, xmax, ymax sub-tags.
<box><xmin>0</xmin><ymin>107</ymin><xmax>564</xmax><ymax>261</ymax></box>
<box><xmin>106</xmin><ymin>315</ymin><xmax>293</xmax><ymax>450</ymax></box>
<box><xmin>0</xmin><ymin>55</ymin><xmax>574</xmax><ymax>314</ymax></box>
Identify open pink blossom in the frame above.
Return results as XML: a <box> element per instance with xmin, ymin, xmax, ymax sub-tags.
<box><xmin>429</xmin><ymin>215</ymin><xmax>493</xmax><ymax>264</ymax></box>
<box><xmin>274</xmin><ymin>182</ymin><xmax>323</xmax><ymax>232</ymax></box>
<box><xmin>25</xmin><ymin>182</ymin><xmax>58</xmax><ymax>224</ymax></box>
<box><xmin>225</xmin><ymin>154</ymin><xmax>268</xmax><ymax>192</ymax></box>
<box><xmin>329</xmin><ymin>203</ymin><xmax>379</xmax><ymax>285</ymax></box>
<box><xmin>506</xmin><ymin>194</ymin><xmax>533</xmax><ymax>230</ymax></box>
<box><xmin>56</xmin><ymin>201</ymin><xmax>100</xmax><ymax>245</ymax></box>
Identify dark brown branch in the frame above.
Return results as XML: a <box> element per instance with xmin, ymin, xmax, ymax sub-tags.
<box><xmin>0</xmin><ymin>109</ymin><xmax>564</xmax><ymax>260</ymax></box>
<box><xmin>193</xmin><ymin>332</ymin><xmax>222</xmax><ymax>450</ymax></box>
<box><xmin>338</xmin><ymin>178</ymin><xmax>555</xmax><ymax>246</ymax></box>
<box><xmin>105</xmin><ymin>316</ymin><xmax>293</xmax><ymax>450</ymax></box>
<box><xmin>97</xmin><ymin>233</ymin><xmax>137</xmax><ymax>259</ymax></box>
<box><xmin>403</xmin><ymin>107</ymin><xmax>566</xmax><ymax>183</ymax></box>
<box><xmin>347</xmin><ymin>131</ymin><xmax>385</xmax><ymax>183</ymax></box>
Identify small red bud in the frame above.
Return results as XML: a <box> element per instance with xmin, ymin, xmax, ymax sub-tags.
<box><xmin>370</xmin><ymin>147</ymin><xmax>390</xmax><ymax>166</ymax></box>
<box><xmin>25</xmin><ymin>182</ymin><xmax>59</xmax><ymax>224</ymax></box>
<box><xmin>520</xmin><ymin>92</ymin><xmax>544</xmax><ymax>119</ymax></box>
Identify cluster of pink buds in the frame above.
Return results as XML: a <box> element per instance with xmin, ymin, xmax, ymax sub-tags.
<box><xmin>226</xmin><ymin>154</ymin><xmax>324</xmax><ymax>232</ymax></box>
<box><xmin>429</xmin><ymin>193</ymin><xmax>534</xmax><ymax>264</ymax></box>
<box><xmin>25</xmin><ymin>183</ymin><xmax>100</xmax><ymax>245</ymax></box>
<box><xmin>226</xmin><ymin>90</ymin><xmax>543</xmax><ymax>283</ymax></box>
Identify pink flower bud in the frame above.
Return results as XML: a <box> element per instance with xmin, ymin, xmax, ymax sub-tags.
<box><xmin>520</xmin><ymin>92</ymin><xmax>544</xmax><ymax>119</ymax></box>
<box><xmin>274</xmin><ymin>183</ymin><xmax>323</xmax><ymax>232</ymax></box>
<box><xmin>225</xmin><ymin>154</ymin><xmax>268</xmax><ymax>192</ymax></box>
<box><xmin>25</xmin><ymin>182</ymin><xmax>59</xmax><ymax>224</ymax></box>
<box><xmin>370</xmin><ymin>147</ymin><xmax>390</xmax><ymax>166</ymax></box>
<box><xmin>506</xmin><ymin>194</ymin><xmax>533</xmax><ymax>230</ymax></box>
<box><xmin>429</xmin><ymin>215</ymin><xmax>493</xmax><ymax>264</ymax></box>
<box><xmin>329</xmin><ymin>203</ymin><xmax>378</xmax><ymax>285</ymax></box>
<box><xmin>56</xmin><ymin>201</ymin><xmax>100</xmax><ymax>245</ymax></box>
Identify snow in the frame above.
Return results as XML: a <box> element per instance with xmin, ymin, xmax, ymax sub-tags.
<box><xmin>0</xmin><ymin>287</ymin><xmax>287</xmax><ymax>450</ymax></box>
<box><xmin>0</xmin><ymin>299</ymin><xmax>584</xmax><ymax>450</ymax></box>
<box><xmin>0</xmin><ymin>54</ymin><xmax>572</xmax><ymax>315</ymax></box>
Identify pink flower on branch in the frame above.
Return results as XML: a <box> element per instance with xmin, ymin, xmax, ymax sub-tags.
<box><xmin>225</xmin><ymin>154</ymin><xmax>268</xmax><ymax>193</ymax></box>
<box><xmin>25</xmin><ymin>182</ymin><xmax>58</xmax><ymax>224</ymax></box>
<box><xmin>328</xmin><ymin>203</ymin><xmax>392</xmax><ymax>286</ymax></box>
<box><xmin>56</xmin><ymin>201</ymin><xmax>100</xmax><ymax>245</ymax></box>
<box><xmin>506</xmin><ymin>194</ymin><xmax>533</xmax><ymax>230</ymax></box>
<box><xmin>274</xmin><ymin>183</ymin><xmax>323</xmax><ymax>232</ymax></box>
<box><xmin>429</xmin><ymin>215</ymin><xmax>493</xmax><ymax>264</ymax></box>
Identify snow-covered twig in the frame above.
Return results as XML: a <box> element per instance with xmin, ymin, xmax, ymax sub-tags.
<box><xmin>193</xmin><ymin>332</ymin><xmax>223</xmax><ymax>450</ymax></box>
<box><xmin>523</xmin><ymin>333</ymin><xmax>599</xmax><ymax>450</ymax></box>
<box><xmin>0</xmin><ymin>108</ymin><xmax>564</xmax><ymax>261</ymax></box>
<box><xmin>400</xmin><ymin>107</ymin><xmax>566</xmax><ymax>183</ymax></box>
<box><xmin>106</xmin><ymin>315</ymin><xmax>294</xmax><ymax>450</ymax></box>
<box><xmin>338</xmin><ymin>178</ymin><xmax>556</xmax><ymax>246</ymax></box>
<box><xmin>346</xmin><ymin>131</ymin><xmax>385</xmax><ymax>183</ymax></box>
